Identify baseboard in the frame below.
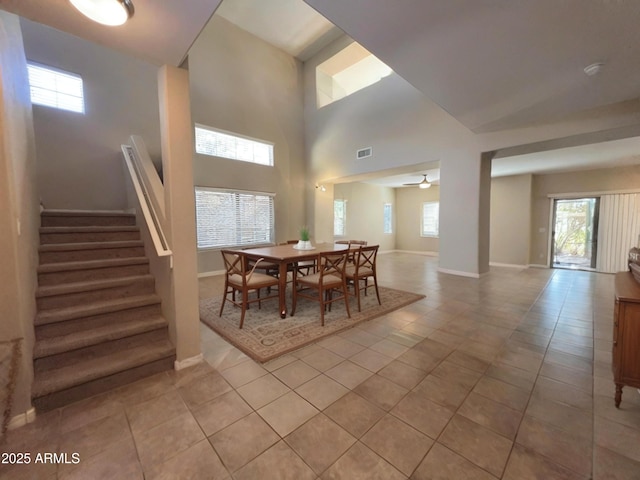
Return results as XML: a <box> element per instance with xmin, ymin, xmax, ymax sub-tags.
<box><xmin>528</xmin><ymin>264</ymin><xmax>549</xmax><ymax>269</ymax></box>
<box><xmin>198</xmin><ymin>270</ymin><xmax>225</xmax><ymax>278</ymax></box>
<box><xmin>489</xmin><ymin>262</ymin><xmax>529</xmax><ymax>269</ymax></box>
<box><xmin>395</xmin><ymin>250</ymin><xmax>439</xmax><ymax>257</ymax></box>
<box><xmin>437</xmin><ymin>267</ymin><xmax>481</xmax><ymax>278</ymax></box>
<box><xmin>174</xmin><ymin>353</ymin><xmax>204</xmax><ymax>371</ymax></box>
<box><xmin>7</xmin><ymin>407</ymin><xmax>36</xmax><ymax>431</ymax></box>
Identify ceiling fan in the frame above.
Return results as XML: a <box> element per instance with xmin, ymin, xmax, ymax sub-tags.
<box><xmin>403</xmin><ymin>174</ymin><xmax>431</xmax><ymax>189</ymax></box>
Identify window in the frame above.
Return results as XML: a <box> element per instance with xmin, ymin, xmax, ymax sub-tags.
<box><xmin>334</xmin><ymin>199</ymin><xmax>347</xmax><ymax>236</ymax></box>
<box><xmin>316</xmin><ymin>42</ymin><xmax>393</xmax><ymax>108</ymax></box>
<box><xmin>195</xmin><ymin>187</ymin><xmax>274</xmax><ymax>249</ymax></box>
<box><xmin>195</xmin><ymin>124</ymin><xmax>274</xmax><ymax>166</ymax></box>
<box><xmin>421</xmin><ymin>202</ymin><xmax>439</xmax><ymax>237</ymax></box>
<box><xmin>383</xmin><ymin>203</ymin><xmax>393</xmax><ymax>234</ymax></box>
<box><xmin>27</xmin><ymin>63</ymin><xmax>85</xmax><ymax>113</ymax></box>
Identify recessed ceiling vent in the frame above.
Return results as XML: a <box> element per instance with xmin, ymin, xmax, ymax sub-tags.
<box><xmin>357</xmin><ymin>147</ymin><xmax>372</xmax><ymax>159</ymax></box>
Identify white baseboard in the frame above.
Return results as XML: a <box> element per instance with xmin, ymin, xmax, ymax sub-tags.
<box><xmin>7</xmin><ymin>407</ymin><xmax>36</xmax><ymax>431</ymax></box>
<box><xmin>174</xmin><ymin>353</ymin><xmax>204</xmax><ymax>371</ymax></box>
<box><xmin>528</xmin><ymin>264</ymin><xmax>549</xmax><ymax>269</ymax></box>
<box><xmin>395</xmin><ymin>250</ymin><xmax>439</xmax><ymax>257</ymax></box>
<box><xmin>489</xmin><ymin>262</ymin><xmax>529</xmax><ymax>269</ymax></box>
<box><xmin>437</xmin><ymin>267</ymin><xmax>481</xmax><ymax>278</ymax></box>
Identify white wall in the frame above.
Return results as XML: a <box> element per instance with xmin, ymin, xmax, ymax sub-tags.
<box><xmin>20</xmin><ymin>19</ymin><xmax>161</xmax><ymax>210</ymax></box>
<box><xmin>333</xmin><ymin>182</ymin><xmax>395</xmax><ymax>250</ymax></box>
<box><xmin>490</xmin><ymin>175</ymin><xmax>532</xmax><ymax>266</ymax></box>
<box><xmin>188</xmin><ymin>16</ymin><xmax>307</xmax><ymax>274</ymax></box>
<box><xmin>0</xmin><ymin>11</ymin><xmax>40</xmax><ymax>421</ymax></box>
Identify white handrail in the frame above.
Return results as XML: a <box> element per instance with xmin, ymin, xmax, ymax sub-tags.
<box><xmin>121</xmin><ymin>143</ymin><xmax>173</xmax><ymax>264</ymax></box>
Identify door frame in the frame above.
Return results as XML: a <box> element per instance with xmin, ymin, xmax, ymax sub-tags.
<box><xmin>549</xmin><ymin>196</ymin><xmax>600</xmax><ymax>270</ymax></box>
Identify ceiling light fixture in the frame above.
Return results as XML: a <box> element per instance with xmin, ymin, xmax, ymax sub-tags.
<box><xmin>315</xmin><ymin>184</ymin><xmax>326</xmax><ymax>192</ymax></box>
<box><xmin>70</xmin><ymin>0</ymin><xmax>134</xmax><ymax>26</ymax></box>
<box><xmin>418</xmin><ymin>178</ymin><xmax>431</xmax><ymax>189</ymax></box>
<box><xmin>583</xmin><ymin>62</ymin><xmax>604</xmax><ymax>76</ymax></box>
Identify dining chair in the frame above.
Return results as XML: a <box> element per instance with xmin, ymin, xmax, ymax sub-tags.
<box><xmin>219</xmin><ymin>250</ymin><xmax>280</xmax><ymax>329</ymax></box>
<box><xmin>291</xmin><ymin>250</ymin><xmax>351</xmax><ymax>326</ymax></box>
<box><xmin>345</xmin><ymin>244</ymin><xmax>381</xmax><ymax>311</ymax></box>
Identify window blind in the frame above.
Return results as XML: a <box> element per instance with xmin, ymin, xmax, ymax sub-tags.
<box><xmin>195</xmin><ymin>188</ymin><xmax>274</xmax><ymax>249</ymax></box>
<box><xmin>383</xmin><ymin>203</ymin><xmax>393</xmax><ymax>234</ymax></box>
<box><xmin>195</xmin><ymin>125</ymin><xmax>273</xmax><ymax>166</ymax></box>
<box><xmin>27</xmin><ymin>63</ymin><xmax>85</xmax><ymax>114</ymax></box>
<box><xmin>422</xmin><ymin>201</ymin><xmax>439</xmax><ymax>237</ymax></box>
<box><xmin>334</xmin><ymin>199</ymin><xmax>347</xmax><ymax>236</ymax></box>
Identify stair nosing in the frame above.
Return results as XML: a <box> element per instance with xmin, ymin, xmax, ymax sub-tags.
<box><xmin>34</xmin><ymin>315</ymin><xmax>168</xmax><ymax>359</ymax></box>
<box><xmin>40</xmin><ymin>226</ymin><xmax>139</xmax><ymax>234</ymax></box>
<box><xmin>34</xmin><ymin>294</ymin><xmax>161</xmax><ymax>326</ymax></box>
<box><xmin>32</xmin><ymin>341</ymin><xmax>175</xmax><ymax>398</ymax></box>
<box><xmin>37</xmin><ymin>257</ymin><xmax>149</xmax><ymax>274</ymax></box>
<box><xmin>36</xmin><ymin>274</ymin><xmax>154</xmax><ymax>298</ymax></box>
<box><xmin>39</xmin><ymin>240</ymin><xmax>144</xmax><ymax>252</ymax></box>
<box><xmin>41</xmin><ymin>209</ymin><xmax>134</xmax><ymax>217</ymax></box>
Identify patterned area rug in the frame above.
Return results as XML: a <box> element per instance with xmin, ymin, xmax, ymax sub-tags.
<box><xmin>200</xmin><ymin>287</ymin><xmax>425</xmax><ymax>363</ymax></box>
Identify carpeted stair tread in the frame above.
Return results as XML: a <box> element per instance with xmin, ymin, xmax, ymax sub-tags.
<box><xmin>40</xmin><ymin>225</ymin><xmax>139</xmax><ymax>233</ymax></box>
<box><xmin>34</xmin><ymin>315</ymin><xmax>168</xmax><ymax>359</ymax></box>
<box><xmin>39</xmin><ymin>240</ymin><xmax>144</xmax><ymax>252</ymax></box>
<box><xmin>42</xmin><ymin>209</ymin><xmax>134</xmax><ymax>217</ymax></box>
<box><xmin>32</xmin><ymin>340</ymin><xmax>175</xmax><ymax>398</ymax></box>
<box><xmin>37</xmin><ymin>257</ymin><xmax>149</xmax><ymax>273</ymax></box>
<box><xmin>36</xmin><ymin>274</ymin><xmax>154</xmax><ymax>298</ymax></box>
<box><xmin>35</xmin><ymin>294</ymin><xmax>161</xmax><ymax>326</ymax></box>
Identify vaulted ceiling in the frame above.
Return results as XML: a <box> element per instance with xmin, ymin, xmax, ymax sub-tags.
<box><xmin>2</xmin><ymin>0</ymin><xmax>640</xmax><ymax>183</ymax></box>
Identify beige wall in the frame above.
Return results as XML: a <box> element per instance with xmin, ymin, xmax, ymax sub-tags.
<box><xmin>0</xmin><ymin>11</ymin><xmax>40</xmax><ymax>421</ymax></box>
<box><xmin>189</xmin><ymin>16</ymin><xmax>306</xmax><ymax>274</ymax></box>
<box><xmin>395</xmin><ymin>186</ymin><xmax>440</xmax><ymax>253</ymax></box>
<box><xmin>531</xmin><ymin>164</ymin><xmax>640</xmax><ymax>266</ymax></box>
<box><xmin>333</xmin><ymin>182</ymin><xmax>395</xmax><ymax>250</ymax></box>
<box><xmin>490</xmin><ymin>174</ymin><xmax>532</xmax><ymax>266</ymax></box>
<box><xmin>20</xmin><ymin>19</ymin><xmax>161</xmax><ymax>210</ymax></box>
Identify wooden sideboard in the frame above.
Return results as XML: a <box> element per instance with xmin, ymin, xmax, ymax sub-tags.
<box><xmin>613</xmin><ymin>271</ymin><xmax>640</xmax><ymax>407</ymax></box>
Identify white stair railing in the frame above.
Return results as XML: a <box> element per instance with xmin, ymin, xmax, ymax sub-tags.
<box><xmin>121</xmin><ymin>137</ymin><xmax>172</xmax><ymax>266</ymax></box>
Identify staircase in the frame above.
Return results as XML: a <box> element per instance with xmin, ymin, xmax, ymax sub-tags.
<box><xmin>32</xmin><ymin>210</ymin><xmax>175</xmax><ymax>411</ymax></box>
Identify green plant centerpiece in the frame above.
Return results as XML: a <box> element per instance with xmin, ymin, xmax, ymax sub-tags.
<box><xmin>296</xmin><ymin>226</ymin><xmax>313</xmax><ymax>249</ymax></box>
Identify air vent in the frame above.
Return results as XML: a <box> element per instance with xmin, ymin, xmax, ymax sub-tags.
<box><xmin>357</xmin><ymin>147</ymin><xmax>372</xmax><ymax>159</ymax></box>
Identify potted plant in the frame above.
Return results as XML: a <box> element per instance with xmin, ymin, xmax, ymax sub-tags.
<box><xmin>296</xmin><ymin>226</ymin><xmax>312</xmax><ymax>249</ymax></box>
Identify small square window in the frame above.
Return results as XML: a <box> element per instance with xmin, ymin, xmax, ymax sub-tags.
<box><xmin>27</xmin><ymin>63</ymin><xmax>85</xmax><ymax>114</ymax></box>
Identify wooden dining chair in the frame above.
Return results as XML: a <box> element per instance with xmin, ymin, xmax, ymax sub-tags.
<box><xmin>219</xmin><ymin>250</ymin><xmax>280</xmax><ymax>329</ymax></box>
<box><xmin>345</xmin><ymin>244</ymin><xmax>381</xmax><ymax>311</ymax></box>
<box><xmin>291</xmin><ymin>250</ymin><xmax>351</xmax><ymax>326</ymax></box>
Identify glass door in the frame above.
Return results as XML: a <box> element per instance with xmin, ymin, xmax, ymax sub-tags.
<box><xmin>552</xmin><ymin>197</ymin><xmax>599</xmax><ymax>270</ymax></box>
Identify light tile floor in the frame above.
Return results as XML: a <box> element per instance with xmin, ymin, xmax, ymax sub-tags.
<box><xmin>2</xmin><ymin>253</ymin><xmax>640</xmax><ymax>479</ymax></box>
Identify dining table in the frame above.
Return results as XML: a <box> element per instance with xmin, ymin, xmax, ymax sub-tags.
<box><xmin>235</xmin><ymin>242</ymin><xmax>350</xmax><ymax>318</ymax></box>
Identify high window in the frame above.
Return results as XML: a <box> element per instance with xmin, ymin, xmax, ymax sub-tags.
<box><xmin>383</xmin><ymin>203</ymin><xmax>393</xmax><ymax>234</ymax></box>
<box><xmin>195</xmin><ymin>187</ymin><xmax>274</xmax><ymax>249</ymax></box>
<box><xmin>27</xmin><ymin>62</ymin><xmax>85</xmax><ymax>114</ymax></box>
<box><xmin>195</xmin><ymin>124</ymin><xmax>274</xmax><ymax>166</ymax></box>
<box><xmin>316</xmin><ymin>42</ymin><xmax>392</xmax><ymax>108</ymax></box>
<box><xmin>334</xmin><ymin>199</ymin><xmax>347</xmax><ymax>236</ymax></box>
<box><xmin>421</xmin><ymin>202</ymin><xmax>439</xmax><ymax>237</ymax></box>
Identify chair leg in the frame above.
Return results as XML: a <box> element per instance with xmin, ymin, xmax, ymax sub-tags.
<box><xmin>373</xmin><ymin>277</ymin><xmax>381</xmax><ymax>305</ymax></box>
<box><xmin>355</xmin><ymin>278</ymin><xmax>362</xmax><ymax>312</ymax></box>
<box><xmin>343</xmin><ymin>283</ymin><xmax>351</xmax><ymax>318</ymax></box>
<box><xmin>291</xmin><ymin>278</ymin><xmax>298</xmax><ymax>316</ymax></box>
<box><xmin>239</xmin><ymin>289</ymin><xmax>248</xmax><ymax>329</ymax></box>
<box><xmin>219</xmin><ymin>282</ymin><xmax>229</xmax><ymax>316</ymax></box>
<box><xmin>319</xmin><ymin>287</ymin><xmax>325</xmax><ymax>326</ymax></box>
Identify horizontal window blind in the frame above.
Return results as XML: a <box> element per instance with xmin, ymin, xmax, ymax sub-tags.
<box><xmin>195</xmin><ymin>125</ymin><xmax>273</xmax><ymax>166</ymax></box>
<box><xmin>195</xmin><ymin>187</ymin><xmax>274</xmax><ymax>249</ymax></box>
<box><xmin>334</xmin><ymin>199</ymin><xmax>347</xmax><ymax>236</ymax></box>
<box><xmin>422</xmin><ymin>201</ymin><xmax>439</xmax><ymax>237</ymax></box>
<box><xmin>27</xmin><ymin>63</ymin><xmax>85</xmax><ymax>114</ymax></box>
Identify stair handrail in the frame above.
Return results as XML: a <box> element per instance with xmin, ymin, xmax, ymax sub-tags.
<box><xmin>121</xmin><ymin>139</ymin><xmax>172</xmax><ymax>264</ymax></box>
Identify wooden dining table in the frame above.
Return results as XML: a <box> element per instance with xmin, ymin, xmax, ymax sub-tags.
<box><xmin>235</xmin><ymin>242</ymin><xmax>349</xmax><ymax>318</ymax></box>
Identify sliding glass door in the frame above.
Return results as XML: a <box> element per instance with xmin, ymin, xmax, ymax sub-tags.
<box><xmin>552</xmin><ymin>197</ymin><xmax>599</xmax><ymax>270</ymax></box>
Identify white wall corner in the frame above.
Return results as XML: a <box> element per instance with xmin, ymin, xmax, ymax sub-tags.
<box><xmin>174</xmin><ymin>353</ymin><xmax>204</xmax><ymax>371</ymax></box>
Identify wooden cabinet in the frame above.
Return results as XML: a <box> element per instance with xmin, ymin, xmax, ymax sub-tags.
<box><xmin>613</xmin><ymin>272</ymin><xmax>640</xmax><ymax>407</ymax></box>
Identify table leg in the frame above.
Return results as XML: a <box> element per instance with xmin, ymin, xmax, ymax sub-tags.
<box><xmin>279</xmin><ymin>262</ymin><xmax>288</xmax><ymax>318</ymax></box>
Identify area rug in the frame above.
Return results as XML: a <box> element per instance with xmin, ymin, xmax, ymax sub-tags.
<box><xmin>199</xmin><ymin>287</ymin><xmax>425</xmax><ymax>363</ymax></box>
